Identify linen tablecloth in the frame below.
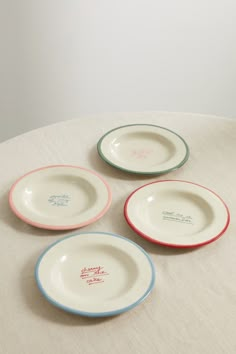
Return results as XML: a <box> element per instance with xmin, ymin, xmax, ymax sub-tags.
<box><xmin>0</xmin><ymin>112</ymin><xmax>235</xmax><ymax>354</ymax></box>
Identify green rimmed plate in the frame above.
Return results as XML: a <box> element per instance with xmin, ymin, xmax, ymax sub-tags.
<box><xmin>97</xmin><ymin>124</ymin><xmax>189</xmax><ymax>175</ymax></box>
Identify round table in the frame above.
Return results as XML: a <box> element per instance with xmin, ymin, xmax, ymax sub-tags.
<box><xmin>1</xmin><ymin>112</ymin><xmax>236</xmax><ymax>354</ymax></box>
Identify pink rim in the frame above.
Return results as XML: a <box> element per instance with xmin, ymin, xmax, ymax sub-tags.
<box><xmin>124</xmin><ymin>179</ymin><xmax>230</xmax><ymax>248</ymax></box>
<box><xmin>9</xmin><ymin>165</ymin><xmax>112</xmax><ymax>230</ymax></box>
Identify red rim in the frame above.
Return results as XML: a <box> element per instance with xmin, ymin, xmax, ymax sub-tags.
<box><xmin>124</xmin><ymin>180</ymin><xmax>230</xmax><ymax>248</ymax></box>
<box><xmin>9</xmin><ymin>165</ymin><xmax>112</xmax><ymax>230</ymax></box>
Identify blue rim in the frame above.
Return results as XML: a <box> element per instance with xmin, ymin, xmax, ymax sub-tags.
<box><xmin>35</xmin><ymin>231</ymin><xmax>156</xmax><ymax>317</ymax></box>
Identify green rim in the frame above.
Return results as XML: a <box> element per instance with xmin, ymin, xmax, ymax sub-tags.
<box><xmin>97</xmin><ymin>124</ymin><xmax>190</xmax><ymax>175</ymax></box>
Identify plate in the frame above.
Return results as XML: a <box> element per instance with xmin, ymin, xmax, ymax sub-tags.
<box><xmin>124</xmin><ymin>180</ymin><xmax>230</xmax><ymax>248</ymax></box>
<box><xmin>9</xmin><ymin>165</ymin><xmax>112</xmax><ymax>230</ymax></box>
<box><xmin>35</xmin><ymin>232</ymin><xmax>155</xmax><ymax>317</ymax></box>
<box><xmin>97</xmin><ymin>124</ymin><xmax>189</xmax><ymax>175</ymax></box>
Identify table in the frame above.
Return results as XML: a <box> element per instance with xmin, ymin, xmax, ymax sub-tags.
<box><xmin>0</xmin><ymin>112</ymin><xmax>236</xmax><ymax>354</ymax></box>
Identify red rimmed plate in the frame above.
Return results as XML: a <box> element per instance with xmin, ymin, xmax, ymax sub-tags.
<box><xmin>124</xmin><ymin>180</ymin><xmax>230</xmax><ymax>248</ymax></box>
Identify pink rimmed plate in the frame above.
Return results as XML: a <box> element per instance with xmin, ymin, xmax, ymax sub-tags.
<box><xmin>124</xmin><ymin>180</ymin><xmax>230</xmax><ymax>248</ymax></box>
<box><xmin>9</xmin><ymin>165</ymin><xmax>112</xmax><ymax>230</ymax></box>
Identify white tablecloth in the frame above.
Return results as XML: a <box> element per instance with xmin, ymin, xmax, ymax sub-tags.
<box><xmin>0</xmin><ymin>112</ymin><xmax>236</xmax><ymax>354</ymax></box>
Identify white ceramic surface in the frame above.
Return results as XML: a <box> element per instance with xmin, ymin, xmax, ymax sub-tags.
<box><xmin>35</xmin><ymin>232</ymin><xmax>155</xmax><ymax>316</ymax></box>
<box><xmin>97</xmin><ymin>124</ymin><xmax>189</xmax><ymax>174</ymax></box>
<box><xmin>125</xmin><ymin>180</ymin><xmax>230</xmax><ymax>247</ymax></box>
<box><xmin>9</xmin><ymin>165</ymin><xmax>112</xmax><ymax>230</ymax></box>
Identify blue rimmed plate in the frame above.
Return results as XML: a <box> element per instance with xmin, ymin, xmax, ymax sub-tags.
<box><xmin>35</xmin><ymin>232</ymin><xmax>155</xmax><ymax>317</ymax></box>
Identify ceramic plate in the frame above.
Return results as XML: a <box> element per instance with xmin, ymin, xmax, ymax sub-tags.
<box><xmin>9</xmin><ymin>165</ymin><xmax>112</xmax><ymax>230</ymax></box>
<box><xmin>35</xmin><ymin>232</ymin><xmax>155</xmax><ymax>317</ymax></box>
<box><xmin>97</xmin><ymin>124</ymin><xmax>189</xmax><ymax>175</ymax></box>
<box><xmin>124</xmin><ymin>180</ymin><xmax>230</xmax><ymax>248</ymax></box>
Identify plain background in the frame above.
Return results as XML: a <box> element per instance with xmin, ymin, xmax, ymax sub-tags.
<box><xmin>1</xmin><ymin>0</ymin><xmax>236</xmax><ymax>142</ymax></box>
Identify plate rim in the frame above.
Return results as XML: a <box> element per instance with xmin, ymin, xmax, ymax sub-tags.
<box><xmin>97</xmin><ymin>124</ymin><xmax>190</xmax><ymax>175</ymax></box>
<box><xmin>8</xmin><ymin>165</ymin><xmax>112</xmax><ymax>230</ymax></box>
<box><xmin>35</xmin><ymin>231</ymin><xmax>156</xmax><ymax>317</ymax></box>
<box><xmin>124</xmin><ymin>179</ymin><xmax>230</xmax><ymax>248</ymax></box>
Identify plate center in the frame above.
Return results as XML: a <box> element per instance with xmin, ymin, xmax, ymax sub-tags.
<box><xmin>111</xmin><ymin>132</ymin><xmax>175</xmax><ymax>168</ymax></box>
<box><xmin>22</xmin><ymin>175</ymin><xmax>97</xmax><ymax>219</ymax></box>
<box><xmin>144</xmin><ymin>190</ymin><xmax>214</xmax><ymax>237</ymax></box>
<box><xmin>50</xmin><ymin>245</ymin><xmax>139</xmax><ymax>304</ymax></box>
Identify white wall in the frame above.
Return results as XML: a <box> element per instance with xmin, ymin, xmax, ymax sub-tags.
<box><xmin>1</xmin><ymin>0</ymin><xmax>236</xmax><ymax>142</ymax></box>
